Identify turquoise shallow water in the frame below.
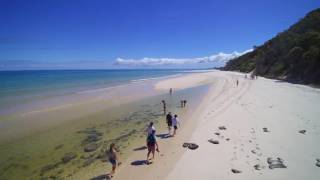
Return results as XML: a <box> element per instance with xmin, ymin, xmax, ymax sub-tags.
<box><xmin>0</xmin><ymin>69</ymin><xmax>190</xmax><ymax>112</ymax></box>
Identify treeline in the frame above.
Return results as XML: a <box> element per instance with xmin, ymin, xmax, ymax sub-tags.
<box><xmin>224</xmin><ymin>8</ymin><xmax>320</xmax><ymax>84</ymax></box>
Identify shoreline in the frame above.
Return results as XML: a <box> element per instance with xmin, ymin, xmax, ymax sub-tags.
<box><xmin>0</xmin><ymin>71</ymin><xmax>213</xmax><ymax>180</ymax></box>
<box><xmin>112</xmin><ymin>71</ymin><xmax>320</xmax><ymax>180</ymax></box>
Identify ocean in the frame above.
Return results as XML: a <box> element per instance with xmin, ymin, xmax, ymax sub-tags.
<box><xmin>0</xmin><ymin>69</ymin><xmax>188</xmax><ymax>113</ymax></box>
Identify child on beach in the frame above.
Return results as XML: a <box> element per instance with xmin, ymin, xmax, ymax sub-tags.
<box><xmin>107</xmin><ymin>143</ymin><xmax>121</xmax><ymax>178</ymax></box>
<box><xmin>172</xmin><ymin>114</ymin><xmax>181</xmax><ymax>137</ymax></box>
<box><xmin>146</xmin><ymin>130</ymin><xmax>160</xmax><ymax>164</ymax></box>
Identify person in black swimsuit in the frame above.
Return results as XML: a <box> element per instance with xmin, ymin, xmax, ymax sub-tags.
<box><xmin>166</xmin><ymin>112</ymin><xmax>173</xmax><ymax>135</ymax></box>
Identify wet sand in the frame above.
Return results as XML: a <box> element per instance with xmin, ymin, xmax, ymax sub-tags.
<box><xmin>0</xmin><ymin>73</ymin><xmax>210</xmax><ymax>180</ymax></box>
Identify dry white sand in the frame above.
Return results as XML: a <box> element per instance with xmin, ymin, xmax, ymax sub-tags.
<box><xmin>112</xmin><ymin>70</ymin><xmax>320</xmax><ymax>180</ymax></box>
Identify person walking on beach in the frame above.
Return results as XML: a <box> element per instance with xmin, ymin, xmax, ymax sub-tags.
<box><xmin>146</xmin><ymin>122</ymin><xmax>155</xmax><ymax>136</ymax></box>
<box><xmin>183</xmin><ymin>100</ymin><xmax>187</xmax><ymax>107</ymax></box>
<box><xmin>107</xmin><ymin>143</ymin><xmax>121</xmax><ymax>178</ymax></box>
<box><xmin>169</xmin><ymin>88</ymin><xmax>173</xmax><ymax>95</ymax></box>
<box><xmin>172</xmin><ymin>114</ymin><xmax>180</xmax><ymax>137</ymax></box>
<box><xmin>146</xmin><ymin>130</ymin><xmax>160</xmax><ymax>164</ymax></box>
<box><xmin>236</xmin><ymin>79</ymin><xmax>239</xmax><ymax>86</ymax></box>
<box><xmin>166</xmin><ymin>112</ymin><xmax>173</xmax><ymax>135</ymax></box>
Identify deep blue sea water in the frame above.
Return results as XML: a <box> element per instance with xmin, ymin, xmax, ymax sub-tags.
<box><xmin>0</xmin><ymin>69</ymin><xmax>189</xmax><ymax>111</ymax></box>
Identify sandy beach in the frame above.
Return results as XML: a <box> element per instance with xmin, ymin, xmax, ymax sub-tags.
<box><xmin>112</xmin><ymin>70</ymin><xmax>320</xmax><ymax>180</ymax></box>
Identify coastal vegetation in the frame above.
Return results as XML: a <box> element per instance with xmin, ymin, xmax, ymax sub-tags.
<box><xmin>224</xmin><ymin>8</ymin><xmax>320</xmax><ymax>84</ymax></box>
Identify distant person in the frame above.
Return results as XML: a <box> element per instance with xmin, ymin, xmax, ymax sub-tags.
<box><xmin>146</xmin><ymin>130</ymin><xmax>160</xmax><ymax>164</ymax></box>
<box><xmin>146</xmin><ymin>122</ymin><xmax>155</xmax><ymax>136</ymax></box>
<box><xmin>166</xmin><ymin>112</ymin><xmax>173</xmax><ymax>135</ymax></box>
<box><xmin>172</xmin><ymin>114</ymin><xmax>181</xmax><ymax>137</ymax></box>
<box><xmin>169</xmin><ymin>88</ymin><xmax>173</xmax><ymax>95</ymax></box>
<box><xmin>245</xmin><ymin>74</ymin><xmax>247</xmax><ymax>79</ymax></box>
<box><xmin>183</xmin><ymin>100</ymin><xmax>187</xmax><ymax>107</ymax></box>
<box><xmin>251</xmin><ymin>73</ymin><xmax>254</xmax><ymax>80</ymax></box>
<box><xmin>107</xmin><ymin>143</ymin><xmax>121</xmax><ymax>178</ymax></box>
<box><xmin>181</xmin><ymin>100</ymin><xmax>184</xmax><ymax>108</ymax></box>
<box><xmin>161</xmin><ymin>100</ymin><xmax>166</xmax><ymax>115</ymax></box>
<box><xmin>236</xmin><ymin>79</ymin><xmax>239</xmax><ymax>86</ymax></box>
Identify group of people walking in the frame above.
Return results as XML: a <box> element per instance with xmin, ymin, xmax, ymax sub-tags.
<box><xmin>106</xmin><ymin>89</ymin><xmax>183</xmax><ymax>178</ymax></box>
<box><xmin>106</xmin><ymin>111</ymin><xmax>182</xmax><ymax>177</ymax></box>
<box><xmin>145</xmin><ymin>112</ymin><xmax>181</xmax><ymax>164</ymax></box>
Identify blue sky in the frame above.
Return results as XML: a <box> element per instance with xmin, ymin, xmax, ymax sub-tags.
<box><xmin>0</xmin><ymin>0</ymin><xmax>319</xmax><ymax>70</ymax></box>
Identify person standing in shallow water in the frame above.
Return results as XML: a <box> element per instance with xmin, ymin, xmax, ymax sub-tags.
<box><xmin>146</xmin><ymin>130</ymin><xmax>160</xmax><ymax>164</ymax></box>
<box><xmin>161</xmin><ymin>100</ymin><xmax>166</xmax><ymax>115</ymax></box>
<box><xmin>172</xmin><ymin>114</ymin><xmax>181</xmax><ymax>137</ymax></box>
<box><xmin>166</xmin><ymin>112</ymin><xmax>173</xmax><ymax>135</ymax></box>
<box><xmin>107</xmin><ymin>143</ymin><xmax>121</xmax><ymax>178</ymax></box>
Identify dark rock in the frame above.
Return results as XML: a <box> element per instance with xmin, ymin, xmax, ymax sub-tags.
<box><xmin>218</xmin><ymin>126</ymin><xmax>227</xmax><ymax>130</ymax></box>
<box><xmin>40</xmin><ymin>162</ymin><xmax>60</xmax><ymax>175</ymax></box>
<box><xmin>208</xmin><ymin>139</ymin><xmax>219</xmax><ymax>144</ymax></box>
<box><xmin>267</xmin><ymin>157</ymin><xmax>287</xmax><ymax>169</ymax></box>
<box><xmin>231</xmin><ymin>169</ymin><xmax>242</xmax><ymax>173</ymax></box>
<box><xmin>82</xmin><ymin>134</ymin><xmax>102</xmax><ymax>145</ymax></box>
<box><xmin>97</xmin><ymin>151</ymin><xmax>109</xmax><ymax>162</ymax></box>
<box><xmin>54</xmin><ymin>144</ymin><xmax>64</xmax><ymax>150</ymax></box>
<box><xmin>263</xmin><ymin>127</ymin><xmax>269</xmax><ymax>132</ymax></box>
<box><xmin>188</xmin><ymin>143</ymin><xmax>199</xmax><ymax>150</ymax></box>
<box><xmin>214</xmin><ymin>132</ymin><xmax>220</xmax><ymax>136</ymax></box>
<box><xmin>62</xmin><ymin>152</ymin><xmax>77</xmax><ymax>163</ymax></box>
<box><xmin>316</xmin><ymin>159</ymin><xmax>320</xmax><ymax>167</ymax></box>
<box><xmin>299</xmin><ymin>130</ymin><xmax>306</xmax><ymax>134</ymax></box>
<box><xmin>83</xmin><ymin>157</ymin><xmax>96</xmax><ymax>167</ymax></box>
<box><xmin>182</xmin><ymin>143</ymin><xmax>190</xmax><ymax>148</ymax></box>
<box><xmin>226</xmin><ymin>138</ymin><xmax>230</xmax><ymax>141</ymax></box>
<box><xmin>84</xmin><ymin>143</ymin><xmax>100</xmax><ymax>152</ymax></box>
<box><xmin>254</xmin><ymin>164</ymin><xmax>264</xmax><ymax>170</ymax></box>
<box><xmin>49</xmin><ymin>175</ymin><xmax>57</xmax><ymax>179</ymax></box>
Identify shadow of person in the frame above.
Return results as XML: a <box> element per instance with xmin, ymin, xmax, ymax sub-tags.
<box><xmin>156</xmin><ymin>133</ymin><xmax>172</xmax><ymax>139</ymax></box>
<box><xmin>133</xmin><ymin>146</ymin><xmax>147</xmax><ymax>151</ymax></box>
<box><xmin>90</xmin><ymin>174</ymin><xmax>111</xmax><ymax>180</ymax></box>
<box><xmin>131</xmin><ymin>160</ymin><xmax>148</xmax><ymax>166</ymax></box>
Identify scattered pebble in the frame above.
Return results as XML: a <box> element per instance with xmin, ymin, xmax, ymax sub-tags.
<box><xmin>219</xmin><ymin>126</ymin><xmax>227</xmax><ymax>130</ymax></box>
<box><xmin>182</xmin><ymin>143</ymin><xmax>199</xmax><ymax>150</ymax></box>
<box><xmin>316</xmin><ymin>159</ymin><xmax>320</xmax><ymax>167</ymax></box>
<box><xmin>263</xmin><ymin>128</ymin><xmax>269</xmax><ymax>132</ymax></box>
<box><xmin>54</xmin><ymin>144</ymin><xmax>64</xmax><ymax>150</ymax></box>
<box><xmin>299</xmin><ymin>130</ymin><xmax>306</xmax><ymax>134</ymax></box>
<box><xmin>267</xmin><ymin>157</ymin><xmax>287</xmax><ymax>169</ymax></box>
<box><xmin>61</xmin><ymin>152</ymin><xmax>77</xmax><ymax>163</ymax></box>
<box><xmin>188</xmin><ymin>143</ymin><xmax>199</xmax><ymax>150</ymax></box>
<box><xmin>208</xmin><ymin>139</ymin><xmax>219</xmax><ymax>144</ymax></box>
<box><xmin>254</xmin><ymin>164</ymin><xmax>265</xmax><ymax>170</ymax></box>
<box><xmin>214</xmin><ymin>132</ymin><xmax>220</xmax><ymax>136</ymax></box>
<box><xmin>231</xmin><ymin>169</ymin><xmax>242</xmax><ymax>173</ymax></box>
<box><xmin>226</xmin><ymin>138</ymin><xmax>230</xmax><ymax>141</ymax></box>
<box><xmin>84</xmin><ymin>143</ymin><xmax>99</xmax><ymax>152</ymax></box>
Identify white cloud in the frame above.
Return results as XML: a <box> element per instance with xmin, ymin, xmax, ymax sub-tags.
<box><xmin>115</xmin><ymin>49</ymin><xmax>252</xmax><ymax>66</ymax></box>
